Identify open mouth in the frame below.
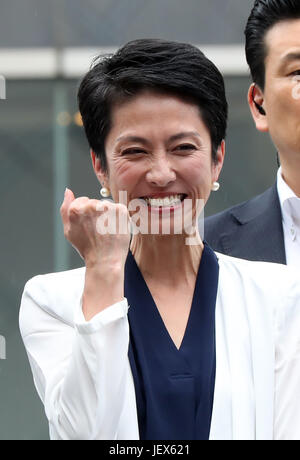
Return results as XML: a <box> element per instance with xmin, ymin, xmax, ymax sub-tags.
<box><xmin>139</xmin><ymin>194</ymin><xmax>187</xmax><ymax>208</ymax></box>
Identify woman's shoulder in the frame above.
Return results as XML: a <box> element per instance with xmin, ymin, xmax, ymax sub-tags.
<box><xmin>25</xmin><ymin>266</ymin><xmax>86</xmax><ymax>288</ymax></box>
<box><xmin>20</xmin><ymin>266</ymin><xmax>86</xmax><ymax>328</ymax></box>
<box><xmin>214</xmin><ymin>253</ymin><xmax>300</xmax><ymax>354</ymax></box>
<box><xmin>23</xmin><ymin>266</ymin><xmax>86</xmax><ymax>299</ymax></box>
<box><xmin>216</xmin><ymin>250</ymin><xmax>292</xmax><ymax>273</ymax></box>
<box><xmin>215</xmin><ymin>251</ymin><xmax>300</xmax><ymax>299</ymax></box>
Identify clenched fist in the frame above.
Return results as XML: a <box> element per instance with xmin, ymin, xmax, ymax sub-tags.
<box><xmin>60</xmin><ymin>188</ymin><xmax>131</xmax><ymax>269</ymax></box>
<box><xmin>60</xmin><ymin>188</ymin><xmax>131</xmax><ymax>320</ymax></box>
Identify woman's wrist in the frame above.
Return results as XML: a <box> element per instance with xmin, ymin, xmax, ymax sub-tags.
<box><xmin>82</xmin><ymin>263</ymin><xmax>125</xmax><ymax>321</ymax></box>
<box><xmin>84</xmin><ymin>251</ymin><xmax>127</xmax><ymax>272</ymax></box>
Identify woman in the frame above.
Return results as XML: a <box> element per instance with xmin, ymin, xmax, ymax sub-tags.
<box><xmin>20</xmin><ymin>39</ymin><xmax>300</xmax><ymax>440</ymax></box>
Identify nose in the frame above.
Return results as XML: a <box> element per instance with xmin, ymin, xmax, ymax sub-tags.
<box><xmin>146</xmin><ymin>153</ymin><xmax>176</xmax><ymax>187</ymax></box>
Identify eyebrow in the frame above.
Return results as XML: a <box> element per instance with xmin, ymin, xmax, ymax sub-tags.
<box><xmin>116</xmin><ymin>131</ymin><xmax>202</xmax><ymax>145</ymax></box>
<box><xmin>168</xmin><ymin>132</ymin><xmax>202</xmax><ymax>142</ymax></box>
<box><xmin>280</xmin><ymin>52</ymin><xmax>300</xmax><ymax>65</ymax></box>
<box><xmin>116</xmin><ymin>135</ymin><xmax>151</xmax><ymax>145</ymax></box>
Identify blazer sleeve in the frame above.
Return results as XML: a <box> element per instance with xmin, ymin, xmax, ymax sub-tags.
<box><xmin>274</xmin><ymin>275</ymin><xmax>300</xmax><ymax>440</ymax></box>
<box><xmin>19</xmin><ymin>274</ymin><xmax>133</xmax><ymax>440</ymax></box>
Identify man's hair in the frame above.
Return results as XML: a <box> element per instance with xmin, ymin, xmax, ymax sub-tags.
<box><xmin>78</xmin><ymin>38</ymin><xmax>227</xmax><ymax>172</ymax></box>
<box><xmin>245</xmin><ymin>0</ymin><xmax>300</xmax><ymax>90</ymax></box>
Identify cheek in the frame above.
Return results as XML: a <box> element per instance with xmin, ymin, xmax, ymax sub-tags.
<box><xmin>180</xmin><ymin>157</ymin><xmax>213</xmax><ymax>187</ymax></box>
<box><xmin>266</xmin><ymin>90</ymin><xmax>300</xmax><ymax>147</ymax></box>
<box><xmin>267</xmin><ymin>84</ymin><xmax>298</xmax><ymax>119</ymax></box>
<box><xmin>109</xmin><ymin>159</ymin><xmax>145</xmax><ymax>191</ymax></box>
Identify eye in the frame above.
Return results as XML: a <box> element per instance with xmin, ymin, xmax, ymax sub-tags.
<box><xmin>174</xmin><ymin>144</ymin><xmax>197</xmax><ymax>152</ymax></box>
<box><xmin>121</xmin><ymin>148</ymin><xmax>147</xmax><ymax>156</ymax></box>
<box><xmin>290</xmin><ymin>70</ymin><xmax>300</xmax><ymax>77</ymax></box>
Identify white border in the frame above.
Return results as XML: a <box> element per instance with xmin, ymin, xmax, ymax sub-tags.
<box><xmin>0</xmin><ymin>45</ymin><xmax>248</xmax><ymax>78</ymax></box>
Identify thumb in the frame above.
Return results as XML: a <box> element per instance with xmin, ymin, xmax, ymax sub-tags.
<box><xmin>60</xmin><ymin>188</ymin><xmax>75</xmax><ymax>224</ymax></box>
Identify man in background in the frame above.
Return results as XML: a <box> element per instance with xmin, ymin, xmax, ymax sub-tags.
<box><xmin>205</xmin><ymin>0</ymin><xmax>300</xmax><ymax>268</ymax></box>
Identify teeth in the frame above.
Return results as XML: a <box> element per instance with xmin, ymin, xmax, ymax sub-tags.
<box><xmin>143</xmin><ymin>195</ymin><xmax>184</xmax><ymax>207</ymax></box>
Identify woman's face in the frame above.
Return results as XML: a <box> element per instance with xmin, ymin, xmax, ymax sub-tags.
<box><xmin>93</xmin><ymin>90</ymin><xmax>225</xmax><ymax>233</ymax></box>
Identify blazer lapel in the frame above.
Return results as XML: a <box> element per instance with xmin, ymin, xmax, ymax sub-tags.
<box><xmin>219</xmin><ymin>185</ymin><xmax>286</xmax><ymax>264</ymax></box>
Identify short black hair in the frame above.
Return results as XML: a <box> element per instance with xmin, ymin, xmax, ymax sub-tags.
<box><xmin>78</xmin><ymin>38</ymin><xmax>227</xmax><ymax>172</ymax></box>
<box><xmin>245</xmin><ymin>0</ymin><xmax>300</xmax><ymax>89</ymax></box>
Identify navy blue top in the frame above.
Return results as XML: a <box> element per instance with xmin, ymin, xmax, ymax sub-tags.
<box><xmin>125</xmin><ymin>243</ymin><xmax>219</xmax><ymax>440</ymax></box>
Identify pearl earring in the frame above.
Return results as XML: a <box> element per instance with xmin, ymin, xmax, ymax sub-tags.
<box><xmin>212</xmin><ymin>182</ymin><xmax>220</xmax><ymax>192</ymax></box>
<box><xmin>100</xmin><ymin>187</ymin><xmax>110</xmax><ymax>198</ymax></box>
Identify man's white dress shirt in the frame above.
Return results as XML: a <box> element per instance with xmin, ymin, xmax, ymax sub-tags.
<box><xmin>277</xmin><ymin>167</ymin><xmax>300</xmax><ymax>268</ymax></box>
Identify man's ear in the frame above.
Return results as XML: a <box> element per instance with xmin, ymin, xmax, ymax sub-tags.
<box><xmin>248</xmin><ymin>83</ymin><xmax>269</xmax><ymax>133</ymax></box>
<box><xmin>90</xmin><ymin>150</ymin><xmax>108</xmax><ymax>186</ymax></box>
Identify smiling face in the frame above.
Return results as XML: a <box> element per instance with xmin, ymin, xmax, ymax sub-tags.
<box><xmin>92</xmin><ymin>90</ymin><xmax>224</xmax><ymax>233</ymax></box>
<box><xmin>250</xmin><ymin>19</ymin><xmax>300</xmax><ymax>164</ymax></box>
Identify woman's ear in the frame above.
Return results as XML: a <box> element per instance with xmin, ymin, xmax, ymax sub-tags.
<box><xmin>248</xmin><ymin>83</ymin><xmax>269</xmax><ymax>133</ymax></box>
<box><xmin>90</xmin><ymin>150</ymin><xmax>108</xmax><ymax>186</ymax></box>
<box><xmin>213</xmin><ymin>140</ymin><xmax>225</xmax><ymax>182</ymax></box>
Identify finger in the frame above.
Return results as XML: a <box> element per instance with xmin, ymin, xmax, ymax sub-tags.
<box><xmin>116</xmin><ymin>204</ymin><xmax>131</xmax><ymax>235</ymax></box>
<box><xmin>95</xmin><ymin>199</ymin><xmax>111</xmax><ymax>213</ymax></box>
<box><xmin>60</xmin><ymin>188</ymin><xmax>76</xmax><ymax>225</ymax></box>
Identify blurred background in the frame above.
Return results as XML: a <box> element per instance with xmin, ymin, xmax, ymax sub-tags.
<box><xmin>0</xmin><ymin>0</ymin><xmax>278</xmax><ymax>439</ymax></box>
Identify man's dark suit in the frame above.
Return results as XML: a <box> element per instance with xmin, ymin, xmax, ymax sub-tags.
<box><xmin>205</xmin><ymin>184</ymin><xmax>286</xmax><ymax>264</ymax></box>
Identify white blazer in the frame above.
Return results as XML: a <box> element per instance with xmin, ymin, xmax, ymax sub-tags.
<box><xmin>19</xmin><ymin>253</ymin><xmax>300</xmax><ymax>440</ymax></box>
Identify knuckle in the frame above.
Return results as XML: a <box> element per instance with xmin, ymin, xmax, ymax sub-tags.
<box><xmin>96</xmin><ymin>199</ymin><xmax>110</xmax><ymax>212</ymax></box>
<box><xmin>85</xmin><ymin>200</ymin><xmax>98</xmax><ymax>214</ymax></box>
<box><xmin>69</xmin><ymin>197</ymin><xmax>89</xmax><ymax>215</ymax></box>
<box><xmin>116</xmin><ymin>203</ymin><xmax>129</xmax><ymax>215</ymax></box>
<box><xmin>68</xmin><ymin>202</ymin><xmax>78</xmax><ymax>214</ymax></box>
<box><xmin>116</xmin><ymin>202</ymin><xmax>125</xmax><ymax>210</ymax></box>
<box><xmin>99</xmin><ymin>198</ymin><xmax>111</xmax><ymax>206</ymax></box>
<box><xmin>76</xmin><ymin>196</ymin><xmax>89</xmax><ymax>204</ymax></box>
<box><xmin>68</xmin><ymin>203</ymin><xmax>81</xmax><ymax>219</ymax></box>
